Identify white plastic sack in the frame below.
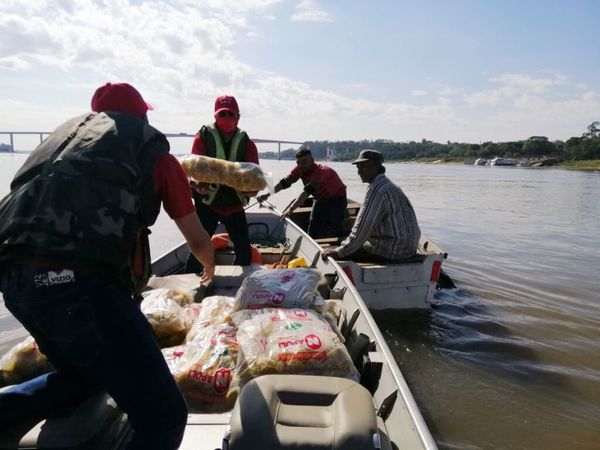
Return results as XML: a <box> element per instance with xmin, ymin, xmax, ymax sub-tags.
<box><xmin>162</xmin><ymin>324</ymin><xmax>240</xmax><ymax>413</ymax></box>
<box><xmin>141</xmin><ymin>289</ymin><xmax>189</xmax><ymax>347</ymax></box>
<box><xmin>234</xmin><ymin>268</ymin><xmax>325</xmax><ymax>311</ymax></box>
<box><xmin>234</xmin><ymin>308</ymin><xmax>358</xmax><ymax>382</ymax></box>
<box><xmin>185</xmin><ymin>296</ymin><xmax>235</xmax><ymax>342</ymax></box>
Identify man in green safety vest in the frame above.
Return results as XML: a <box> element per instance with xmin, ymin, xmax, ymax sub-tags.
<box><xmin>185</xmin><ymin>95</ymin><xmax>260</xmax><ymax>271</ymax></box>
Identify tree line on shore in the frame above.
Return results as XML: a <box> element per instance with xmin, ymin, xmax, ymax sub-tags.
<box><xmin>261</xmin><ymin>122</ymin><xmax>600</xmax><ymax>162</ymax></box>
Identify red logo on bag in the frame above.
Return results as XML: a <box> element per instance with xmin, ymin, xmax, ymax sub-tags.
<box><xmin>305</xmin><ymin>334</ymin><xmax>322</xmax><ymax>350</ymax></box>
<box><xmin>213</xmin><ymin>368</ymin><xmax>232</xmax><ymax>394</ymax></box>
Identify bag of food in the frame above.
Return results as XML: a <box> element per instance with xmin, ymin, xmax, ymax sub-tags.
<box><xmin>162</xmin><ymin>324</ymin><xmax>240</xmax><ymax>413</ymax></box>
<box><xmin>146</xmin><ymin>273</ymin><xmax>209</xmax><ymax>303</ymax></box>
<box><xmin>234</xmin><ymin>308</ymin><xmax>358</xmax><ymax>382</ymax></box>
<box><xmin>180</xmin><ymin>155</ymin><xmax>267</xmax><ymax>192</ymax></box>
<box><xmin>186</xmin><ymin>296</ymin><xmax>235</xmax><ymax>342</ymax></box>
<box><xmin>234</xmin><ymin>268</ymin><xmax>325</xmax><ymax>311</ymax></box>
<box><xmin>141</xmin><ymin>289</ymin><xmax>190</xmax><ymax>348</ymax></box>
<box><xmin>0</xmin><ymin>336</ymin><xmax>53</xmax><ymax>387</ymax></box>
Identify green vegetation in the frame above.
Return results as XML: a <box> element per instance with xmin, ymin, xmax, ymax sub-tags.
<box><xmin>556</xmin><ymin>160</ymin><xmax>600</xmax><ymax>170</ymax></box>
<box><xmin>262</xmin><ymin>122</ymin><xmax>600</xmax><ymax>169</ymax></box>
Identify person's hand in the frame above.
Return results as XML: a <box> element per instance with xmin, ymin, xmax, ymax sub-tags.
<box><xmin>279</xmin><ymin>209</ymin><xmax>291</xmax><ymax>222</ymax></box>
<box><xmin>242</xmin><ymin>190</ymin><xmax>259</xmax><ymax>197</ymax></box>
<box><xmin>200</xmin><ymin>262</ymin><xmax>215</xmax><ymax>282</ymax></box>
<box><xmin>322</xmin><ymin>248</ymin><xmax>340</xmax><ymax>260</ymax></box>
<box><xmin>190</xmin><ymin>181</ymin><xmax>214</xmax><ymax>195</ymax></box>
<box><xmin>257</xmin><ymin>193</ymin><xmax>270</xmax><ymax>203</ymax></box>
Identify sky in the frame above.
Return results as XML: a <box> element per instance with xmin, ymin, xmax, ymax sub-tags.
<box><xmin>1</xmin><ymin>0</ymin><xmax>599</xmax><ymax>151</ymax></box>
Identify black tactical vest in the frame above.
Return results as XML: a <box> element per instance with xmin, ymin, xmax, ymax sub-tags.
<box><xmin>0</xmin><ymin>111</ymin><xmax>169</xmax><ymax>294</ymax></box>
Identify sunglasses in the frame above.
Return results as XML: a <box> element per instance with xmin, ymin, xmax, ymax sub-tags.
<box><xmin>216</xmin><ymin>110</ymin><xmax>237</xmax><ymax>118</ymax></box>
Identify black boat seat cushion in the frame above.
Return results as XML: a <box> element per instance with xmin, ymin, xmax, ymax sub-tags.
<box><xmin>226</xmin><ymin>374</ymin><xmax>379</xmax><ymax>450</ymax></box>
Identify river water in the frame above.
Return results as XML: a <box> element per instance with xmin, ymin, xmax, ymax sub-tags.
<box><xmin>1</xmin><ymin>151</ymin><xmax>599</xmax><ymax>450</ymax></box>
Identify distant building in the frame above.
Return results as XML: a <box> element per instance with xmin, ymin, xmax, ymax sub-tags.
<box><xmin>0</xmin><ymin>143</ymin><xmax>13</xmax><ymax>152</ymax></box>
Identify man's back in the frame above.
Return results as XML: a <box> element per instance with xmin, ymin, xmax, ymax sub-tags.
<box><xmin>365</xmin><ymin>175</ymin><xmax>421</xmax><ymax>259</ymax></box>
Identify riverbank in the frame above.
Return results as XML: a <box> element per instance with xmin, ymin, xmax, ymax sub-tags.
<box><xmin>556</xmin><ymin>160</ymin><xmax>600</xmax><ymax>170</ymax></box>
<box><xmin>413</xmin><ymin>157</ymin><xmax>600</xmax><ymax>171</ymax></box>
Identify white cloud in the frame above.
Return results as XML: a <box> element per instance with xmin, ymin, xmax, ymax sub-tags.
<box><xmin>0</xmin><ymin>56</ymin><xmax>28</xmax><ymax>70</ymax></box>
<box><xmin>438</xmin><ymin>87</ymin><xmax>460</xmax><ymax>96</ymax></box>
<box><xmin>0</xmin><ymin>2</ymin><xmax>596</xmax><ymax>144</ymax></box>
<box><xmin>464</xmin><ymin>72</ymin><xmax>569</xmax><ymax>108</ymax></box>
<box><xmin>491</xmin><ymin>73</ymin><xmax>566</xmax><ymax>93</ymax></box>
<box><xmin>291</xmin><ymin>0</ymin><xmax>332</xmax><ymax>22</ymax></box>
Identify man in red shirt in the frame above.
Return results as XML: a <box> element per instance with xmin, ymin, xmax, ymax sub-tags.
<box><xmin>185</xmin><ymin>95</ymin><xmax>259</xmax><ymax>271</ymax></box>
<box><xmin>0</xmin><ymin>82</ymin><xmax>214</xmax><ymax>449</ymax></box>
<box><xmin>258</xmin><ymin>148</ymin><xmax>347</xmax><ymax>238</ymax></box>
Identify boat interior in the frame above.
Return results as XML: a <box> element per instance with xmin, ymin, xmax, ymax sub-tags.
<box><xmin>0</xmin><ymin>203</ymin><xmax>437</xmax><ymax>450</ymax></box>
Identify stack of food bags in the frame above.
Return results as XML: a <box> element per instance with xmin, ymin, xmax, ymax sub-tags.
<box><xmin>231</xmin><ymin>269</ymin><xmax>358</xmax><ymax>382</ymax></box>
<box><xmin>157</xmin><ymin>269</ymin><xmax>358</xmax><ymax>413</ymax></box>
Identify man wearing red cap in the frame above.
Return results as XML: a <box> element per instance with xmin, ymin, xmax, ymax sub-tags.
<box><xmin>0</xmin><ymin>82</ymin><xmax>215</xmax><ymax>449</ymax></box>
<box><xmin>185</xmin><ymin>95</ymin><xmax>260</xmax><ymax>271</ymax></box>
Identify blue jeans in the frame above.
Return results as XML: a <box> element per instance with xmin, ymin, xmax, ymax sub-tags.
<box><xmin>185</xmin><ymin>202</ymin><xmax>251</xmax><ymax>272</ymax></box>
<box><xmin>0</xmin><ymin>265</ymin><xmax>187</xmax><ymax>450</ymax></box>
<box><xmin>309</xmin><ymin>197</ymin><xmax>348</xmax><ymax>239</ymax></box>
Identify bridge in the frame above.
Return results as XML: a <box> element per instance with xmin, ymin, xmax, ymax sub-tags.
<box><xmin>0</xmin><ymin>131</ymin><xmax>304</xmax><ymax>159</ymax></box>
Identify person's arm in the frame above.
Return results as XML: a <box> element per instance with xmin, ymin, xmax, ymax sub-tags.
<box><xmin>245</xmin><ymin>139</ymin><xmax>259</xmax><ymax>164</ymax></box>
<box><xmin>154</xmin><ymin>154</ymin><xmax>215</xmax><ymax>280</ymax></box>
<box><xmin>173</xmin><ymin>212</ymin><xmax>215</xmax><ymax>281</ymax></box>
<box><xmin>191</xmin><ymin>133</ymin><xmax>206</xmax><ymax>156</ymax></box>
<box><xmin>257</xmin><ymin>167</ymin><xmax>299</xmax><ymax>202</ymax></box>
<box><xmin>326</xmin><ymin>185</ymin><xmax>383</xmax><ymax>259</ymax></box>
<box><xmin>281</xmin><ymin>191</ymin><xmax>310</xmax><ymax>218</ymax></box>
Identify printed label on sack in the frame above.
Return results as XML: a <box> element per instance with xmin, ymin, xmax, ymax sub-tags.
<box><xmin>247</xmin><ymin>289</ymin><xmax>285</xmax><ymax>306</ymax></box>
<box><xmin>187</xmin><ymin>367</ymin><xmax>232</xmax><ymax>394</ymax></box>
<box><xmin>34</xmin><ymin>269</ymin><xmax>76</xmax><ymax>287</ymax></box>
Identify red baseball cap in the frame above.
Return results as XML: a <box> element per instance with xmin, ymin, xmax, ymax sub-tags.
<box><xmin>214</xmin><ymin>95</ymin><xmax>239</xmax><ymax>115</ymax></box>
<box><xmin>91</xmin><ymin>82</ymin><xmax>153</xmax><ymax>119</ymax></box>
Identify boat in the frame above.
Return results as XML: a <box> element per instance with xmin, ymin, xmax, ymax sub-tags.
<box><xmin>474</xmin><ymin>158</ymin><xmax>487</xmax><ymax>165</ymax></box>
<box><xmin>285</xmin><ymin>199</ymin><xmax>449</xmax><ymax>309</ymax></box>
<box><xmin>489</xmin><ymin>157</ymin><xmax>516</xmax><ymax>166</ymax></box>
<box><xmin>0</xmin><ymin>202</ymin><xmax>438</xmax><ymax>450</ymax></box>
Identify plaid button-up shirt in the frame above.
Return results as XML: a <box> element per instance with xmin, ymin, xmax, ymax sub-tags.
<box><xmin>336</xmin><ymin>174</ymin><xmax>421</xmax><ymax>260</ymax></box>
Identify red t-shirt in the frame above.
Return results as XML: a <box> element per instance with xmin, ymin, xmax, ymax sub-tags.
<box><xmin>289</xmin><ymin>163</ymin><xmax>346</xmax><ymax>200</ymax></box>
<box><xmin>154</xmin><ymin>153</ymin><xmax>195</xmax><ymax>219</ymax></box>
<box><xmin>190</xmin><ymin>131</ymin><xmax>259</xmax><ymax>215</ymax></box>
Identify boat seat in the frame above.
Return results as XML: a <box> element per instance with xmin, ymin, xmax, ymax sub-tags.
<box><xmin>225</xmin><ymin>374</ymin><xmax>379</xmax><ymax>450</ymax></box>
<box><xmin>0</xmin><ymin>389</ymin><xmax>127</xmax><ymax>449</ymax></box>
<box><xmin>355</xmin><ymin>254</ymin><xmax>427</xmax><ymax>267</ymax></box>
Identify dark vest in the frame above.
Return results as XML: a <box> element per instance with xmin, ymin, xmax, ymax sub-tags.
<box><xmin>198</xmin><ymin>125</ymin><xmax>248</xmax><ymax>207</ymax></box>
<box><xmin>0</xmin><ymin>112</ymin><xmax>169</xmax><ymax>294</ymax></box>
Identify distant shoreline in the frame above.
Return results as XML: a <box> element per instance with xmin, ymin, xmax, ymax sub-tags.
<box><xmin>3</xmin><ymin>150</ymin><xmax>598</xmax><ymax>171</ymax></box>
<box><xmin>412</xmin><ymin>158</ymin><xmax>600</xmax><ymax>171</ymax></box>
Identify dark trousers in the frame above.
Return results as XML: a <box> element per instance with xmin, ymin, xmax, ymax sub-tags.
<box><xmin>308</xmin><ymin>197</ymin><xmax>348</xmax><ymax>239</ymax></box>
<box><xmin>0</xmin><ymin>265</ymin><xmax>187</xmax><ymax>450</ymax></box>
<box><xmin>341</xmin><ymin>246</ymin><xmax>398</xmax><ymax>263</ymax></box>
<box><xmin>185</xmin><ymin>202</ymin><xmax>251</xmax><ymax>272</ymax></box>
